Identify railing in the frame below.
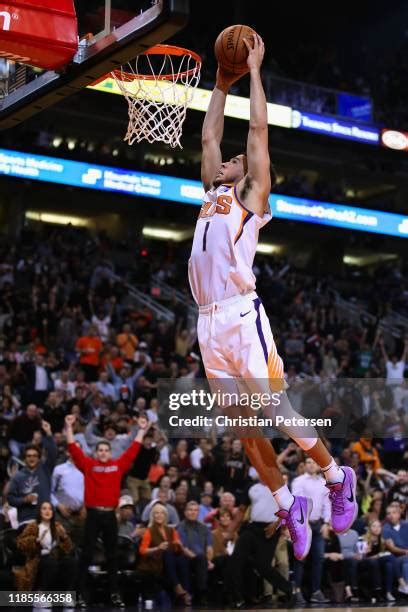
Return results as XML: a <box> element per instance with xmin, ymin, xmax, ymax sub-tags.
<box><xmin>106</xmin><ymin>271</ymin><xmax>175</xmax><ymax>323</ymax></box>
<box><xmin>264</xmin><ymin>74</ymin><xmax>373</xmax><ymax>123</ymax></box>
<box><xmin>151</xmin><ymin>273</ymin><xmax>198</xmax><ymax>328</ymax></box>
<box><xmin>334</xmin><ymin>294</ymin><xmax>408</xmax><ymax>339</ymax></box>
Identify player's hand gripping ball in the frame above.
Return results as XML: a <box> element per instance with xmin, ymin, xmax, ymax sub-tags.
<box><xmin>214</xmin><ymin>24</ymin><xmax>258</xmax><ymax>74</ymax></box>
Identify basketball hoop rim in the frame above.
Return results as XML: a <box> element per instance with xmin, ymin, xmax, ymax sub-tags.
<box><xmin>112</xmin><ymin>44</ymin><xmax>202</xmax><ymax>82</ymax></box>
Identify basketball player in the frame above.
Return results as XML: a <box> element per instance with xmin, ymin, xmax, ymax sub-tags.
<box><xmin>188</xmin><ymin>33</ymin><xmax>357</xmax><ymax>561</ymax></box>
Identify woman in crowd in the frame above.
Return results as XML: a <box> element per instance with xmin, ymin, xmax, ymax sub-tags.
<box><xmin>14</xmin><ymin>501</ymin><xmax>76</xmax><ymax>592</ymax></box>
<box><xmin>170</xmin><ymin>440</ymin><xmax>192</xmax><ymax>477</ymax></box>
<box><xmin>151</xmin><ymin>475</ymin><xmax>175</xmax><ymax>503</ymax></box>
<box><xmin>363</xmin><ymin>496</ymin><xmax>385</xmax><ymax>525</ymax></box>
<box><xmin>204</xmin><ymin>492</ymin><xmax>238</xmax><ymax>529</ymax></box>
<box><xmin>362</xmin><ymin>519</ymin><xmax>398</xmax><ymax>602</ymax></box>
<box><xmin>211</xmin><ymin>508</ymin><xmax>238</xmax><ymax>598</ymax></box>
<box><xmin>138</xmin><ymin>503</ymin><xmax>191</xmax><ymax>605</ymax></box>
<box><xmin>323</xmin><ymin>526</ymin><xmax>346</xmax><ymax>602</ymax></box>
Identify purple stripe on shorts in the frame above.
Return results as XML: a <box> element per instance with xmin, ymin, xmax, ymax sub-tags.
<box><xmin>253</xmin><ymin>297</ymin><xmax>268</xmax><ymax>364</ymax></box>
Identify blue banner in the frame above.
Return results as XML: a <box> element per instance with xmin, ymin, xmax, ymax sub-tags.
<box><xmin>269</xmin><ymin>194</ymin><xmax>408</xmax><ymax>239</ymax></box>
<box><xmin>337</xmin><ymin>92</ymin><xmax>373</xmax><ymax>123</ymax></box>
<box><xmin>291</xmin><ymin>109</ymin><xmax>379</xmax><ymax>144</ymax></box>
<box><xmin>0</xmin><ymin>148</ymin><xmax>406</xmax><ymax>239</ymax></box>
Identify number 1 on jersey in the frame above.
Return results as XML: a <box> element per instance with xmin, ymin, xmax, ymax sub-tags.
<box><xmin>202</xmin><ymin>221</ymin><xmax>210</xmax><ymax>251</ymax></box>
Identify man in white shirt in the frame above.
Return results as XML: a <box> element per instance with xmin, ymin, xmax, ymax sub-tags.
<box><xmin>90</xmin><ymin>296</ymin><xmax>116</xmax><ymax>343</ymax></box>
<box><xmin>51</xmin><ymin>443</ymin><xmax>85</xmax><ymax>546</ymax></box>
<box><xmin>381</xmin><ymin>337</ymin><xmax>407</xmax><ymax>386</ymax></box>
<box><xmin>190</xmin><ymin>439</ymin><xmax>208</xmax><ymax>470</ymax></box>
<box><xmin>291</xmin><ymin>457</ymin><xmax>331</xmax><ymax>605</ymax></box>
<box><xmin>54</xmin><ymin>371</ymin><xmax>76</xmax><ymax>399</ymax></box>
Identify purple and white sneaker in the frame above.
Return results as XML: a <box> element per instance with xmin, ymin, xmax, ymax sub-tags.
<box><xmin>276</xmin><ymin>496</ymin><xmax>313</xmax><ymax>561</ymax></box>
<box><xmin>327</xmin><ymin>466</ymin><xmax>358</xmax><ymax>534</ymax></box>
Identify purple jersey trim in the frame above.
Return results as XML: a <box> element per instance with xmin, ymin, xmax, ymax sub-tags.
<box><xmin>234</xmin><ymin>211</ymin><xmax>253</xmax><ymax>245</ymax></box>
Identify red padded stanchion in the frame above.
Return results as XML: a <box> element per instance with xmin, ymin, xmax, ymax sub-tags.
<box><xmin>0</xmin><ymin>1</ymin><xmax>78</xmax><ymax>69</ymax></box>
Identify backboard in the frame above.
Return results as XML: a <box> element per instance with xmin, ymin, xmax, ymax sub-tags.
<box><xmin>0</xmin><ymin>0</ymin><xmax>190</xmax><ymax>130</ymax></box>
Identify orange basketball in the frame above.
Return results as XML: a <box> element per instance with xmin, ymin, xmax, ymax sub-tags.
<box><xmin>214</xmin><ymin>24</ymin><xmax>257</xmax><ymax>74</ymax></box>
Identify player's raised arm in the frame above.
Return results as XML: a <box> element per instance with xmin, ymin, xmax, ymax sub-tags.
<box><xmin>201</xmin><ymin>68</ymin><xmax>242</xmax><ymax>191</ymax></box>
<box><xmin>237</xmin><ymin>34</ymin><xmax>271</xmax><ymax>216</ymax></box>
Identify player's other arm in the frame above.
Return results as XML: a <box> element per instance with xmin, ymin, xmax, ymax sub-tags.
<box><xmin>201</xmin><ymin>68</ymin><xmax>243</xmax><ymax>191</ymax></box>
<box><xmin>237</xmin><ymin>34</ymin><xmax>271</xmax><ymax>217</ymax></box>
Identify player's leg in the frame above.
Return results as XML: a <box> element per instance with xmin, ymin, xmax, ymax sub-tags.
<box><xmin>217</xmin><ymin>298</ymin><xmax>311</xmax><ymax>560</ymax></box>
<box><xmin>238</xmin><ymin>297</ymin><xmax>357</xmax><ymax>535</ymax></box>
<box><xmin>197</xmin><ymin>306</ymin><xmax>289</xmax><ymax>502</ymax></box>
<box><xmin>240</xmin><ymin>435</ymin><xmax>284</xmax><ymax>491</ymax></box>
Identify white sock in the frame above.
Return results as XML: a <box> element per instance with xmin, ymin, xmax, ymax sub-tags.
<box><xmin>273</xmin><ymin>484</ymin><xmax>295</xmax><ymax>510</ymax></box>
<box><xmin>321</xmin><ymin>458</ymin><xmax>344</xmax><ymax>484</ymax></box>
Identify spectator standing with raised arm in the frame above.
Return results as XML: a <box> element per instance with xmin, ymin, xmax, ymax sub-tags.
<box><xmin>7</xmin><ymin>420</ymin><xmax>57</xmax><ymax>527</ymax></box>
<box><xmin>64</xmin><ymin>413</ymin><xmax>151</xmax><ymax>608</ymax></box>
<box><xmin>107</xmin><ymin>362</ymin><xmax>143</xmax><ymax>406</ymax></box>
<box><xmin>89</xmin><ymin>294</ymin><xmax>116</xmax><ymax>343</ymax></box>
<box><xmin>380</xmin><ymin>337</ymin><xmax>407</xmax><ymax>386</ymax></box>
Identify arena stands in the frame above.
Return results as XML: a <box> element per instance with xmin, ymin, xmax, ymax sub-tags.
<box><xmin>0</xmin><ymin>223</ymin><xmax>406</xmax><ymax>607</ymax></box>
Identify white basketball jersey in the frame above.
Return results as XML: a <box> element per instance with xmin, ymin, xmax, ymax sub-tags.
<box><xmin>188</xmin><ymin>183</ymin><xmax>271</xmax><ymax>306</ymax></box>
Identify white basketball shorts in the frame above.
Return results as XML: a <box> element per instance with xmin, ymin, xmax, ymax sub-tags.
<box><xmin>197</xmin><ymin>291</ymin><xmax>284</xmax><ymax>392</ymax></box>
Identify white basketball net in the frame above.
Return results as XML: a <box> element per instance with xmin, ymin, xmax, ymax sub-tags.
<box><xmin>112</xmin><ymin>46</ymin><xmax>201</xmax><ymax>149</ymax></box>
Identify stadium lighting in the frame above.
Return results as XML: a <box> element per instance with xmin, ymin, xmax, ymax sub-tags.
<box><xmin>25</xmin><ymin>211</ymin><xmax>89</xmax><ymax>227</ymax></box>
<box><xmin>142</xmin><ymin>226</ymin><xmax>193</xmax><ymax>242</ymax></box>
<box><xmin>256</xmin><ymin>243</ymin><xmax>281</xmax><ymax>254</ymax></box>
<box><xmin>343</xmin><ymin>253</ymin><xmax>397</xmax><ymax>266</ymax></box>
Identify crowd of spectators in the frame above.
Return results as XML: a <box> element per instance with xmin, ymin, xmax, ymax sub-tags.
<box><xmin>0</xmin><ymin>223</ymin><xmax>407</xmax><ymax>609</ymax></box>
